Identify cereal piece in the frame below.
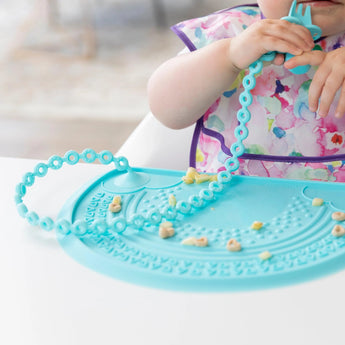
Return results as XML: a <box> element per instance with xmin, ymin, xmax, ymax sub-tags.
<box><xmin>332</xmin><ymin>212</ymin><xmax>345</xmax><ymax>222</ymax></box>
<box><xmin>194</xmin><ymin>236</ymin><xmax>208</xmax><ymax>247</ymax></box>
<box><xmin>168</xmin><ymin>194</ymin><xmax>177</xmax><ymax>207</ymax></box>
<box><xmin>226</xmin><ymin>239</ymin><xmax>242</xmax><ymax>252</ymax></box>
<box><xmin>181</xmin><ymin>237</ymin><xmax>197</xmax><ymax>246</ymax></box>
<box><xmin>312</xmin><ymin>198</ymin><xmax>324</xmax><ymax>206</ymax></box>
<box><xmin>159</xmin><ymin>221</ymin><xmax>175</xmax><ymax>239</ymax></box>
<box><xmin>159</xmin><ymin>228</ymin><xmax>175</xmax><ymax>239</ymax></box>
<box><xmin>159</xmin><ymin>226</ymin><xmax>175</xmax><ymax>239</ymax></box>
<box><xmin>251</xmin><ymin>221</ymin><xmax>263</xmax><ymax>230</ymax></box>
<box><xmin>112</xmin><ymin>195</ymin><xmax>122</xmax><ymax>205</ymax></box>
<box><xmin>331</xmin><ymin>224</ymin><xmax>345</xmax><ymax>238</ymax></box>
<box><xmin>182</xmin><ymin>176</ymin><xmax>194</xmax><ymax>184</ymax></box>
<box><xmin>194</xmin><ymin>174</ymin><xmax>211</xmax><ymax>184</ymax></box>
<box><xmin>209</xmin><ymin>174</ymin><xmax>218</xmax><ymax>182</ymax></box>
<box><xmin>109</xmin><ymin>203</ymin><xmax>121</xmax><ymax>213</ymax></box>
<box><xmin>259</xmin><ymin>251</ymin><xmax>272</xmax><ymax>260</ymax></box>
<box><xmin>186</xmin><ymin>167</ymin><xmax>198</xmax><ymax>179</ymax></box>
<box><xmin>181</xmin><ymin>236</ymin><xmax>208</xmax><ymax>247</ymax></box>
<box><xmin>160</xmin><ymin>221</ymin><xmax>173</xmax><ymax>229</ymax></box>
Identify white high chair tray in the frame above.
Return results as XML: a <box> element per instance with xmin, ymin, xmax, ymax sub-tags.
<box><xmin>2</xmin><ymin>157</ymin><xmax>345</xmax><ymax>345</ymax></box>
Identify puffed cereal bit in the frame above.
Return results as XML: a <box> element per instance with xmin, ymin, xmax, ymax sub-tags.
<box><xmin>181</xmin><ymin>237</ymin><xmax>197</xmax><ymax>246</ymax></box>
<box><xmin>209</xmin><ymin>174</ymin><xmax>218</xmax><ymax>182</ymax></box>
<box><xmin>259</xmin><ymin>251</ymin><xmax>272</xmax><ymax>261</ymax></box>
<box><xmin>159</xmin><ymin>221</ymin><xmax>173</xmax><ymax>229</ymax></box>
<box><xmin>159</xmin><ymin>227</ymin><xmax>174</xmax><ymax>239</ymax></box>
<box><xmin>312</xmin><ymin>198</ymin><xmax>324</xmax><ymax>207</ymax></box>
<box><xmin>159</xmin><ymin>221</ymin><xmax>175</xmax><ymax>239</ymax></box>
<box><xmin>226</xmin><ymin>238</ymin><xmax>242</xmax><ymax>252</ymax></box>
<box><xmin>195</xmin><ymin>174</ymin><xmax>211</xmax><ymax>184</ymax></box>
<box><xmin>186</xmin><ymin>167</ymin><xmax>198</xmax><ymax>180</ymax></box>
<box><xmin>332</xmin><ymin>212</ymin><xmax>345</xmax><ymax>222</ymax></box>
<box><xmin>251</xmin><ymin>221</ymin><xmax>263</xmax><ymax>230</ymax></box>
<box><xmin>194</xmin><ymin>236</ymin><xmax>208</xmax><ymax>247</ymax></box>
<box><xmin>112</xmin><ymin>195</ymin><xmax>122</xmax><ymax>205</ymax></box>
<box><xmin>331</xmin><ymin>224</ymin><xmax>345</xmax><ymax>238</ymax></box>
<box><xmin>181</xmin><ymin>236</ymin><xmax>208</xmax><ymax>247</ymax></box>
<box><xmin>109</xmin><ymin>203</ymin><xmax>121</xmax><ymax>213</ymax></box>
<box><xmin>182</xmin><ymin>176</ymin><xmax>194</xmax><ymax>184</ymax></box>
<box><xmin>169</xmin><ymin>194</ymin><xmax>177</xmax><ymax>207</ymax></box>
<box><xmin>159</xmin><ymin>226</ymin><xmax>175</xmax><ymax>239</ymax></box>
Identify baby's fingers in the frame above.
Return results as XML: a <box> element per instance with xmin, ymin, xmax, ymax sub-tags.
<box><xmin>284</xmin><ymin>50</ymin><xmax>326</xmax><ymax>69</ymax></box>
<box><xmin>334</xmin><ymin>84</ymin><xmax>345</xmax><ymax>118</ymax></box>
<box><xmin>314</xmin><ymin>73</ymin><xmax>344</xmax><ymax>117</ymax></box>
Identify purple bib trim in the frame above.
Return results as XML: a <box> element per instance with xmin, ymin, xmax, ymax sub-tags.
<box><xmin>189</xmin><ymin>117</ymin><xmax>203</xmax><ymax>168</ymax></box>
<box><xmin>170</xmin><ymin>25</ymin><xmax>197</xmax><ymax>53</ymax></box>
<box><xmin>170</xmin><ymin>4</ymin><xmax>259</xmax><ymax>54</ymax></box>
<box><xmin>190</xmin><ymin>120</ymin><xmax>345</xmax><ymax>167</ymax></box>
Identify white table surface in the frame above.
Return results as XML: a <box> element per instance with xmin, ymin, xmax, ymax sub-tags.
<box><xmin>1</xmin><ymin>156</ymin><xmax>345</xmax><ymax>345</ymax></box>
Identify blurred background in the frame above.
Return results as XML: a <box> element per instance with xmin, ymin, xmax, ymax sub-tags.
<box><xmin>0</xmin><ymin>0</ymin><xmax>247</xmax><ymax>158</ymax></box>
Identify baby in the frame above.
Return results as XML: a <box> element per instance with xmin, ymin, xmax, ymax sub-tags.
<box><xmin>147</xmin><ymin>1</ymin><xmax>345</xmax><ymax>181</ymax></box>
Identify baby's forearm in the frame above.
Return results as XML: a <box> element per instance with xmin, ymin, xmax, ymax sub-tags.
<box><xmin>148</xmin><ymin>19</ymin><xmax>315</xmax><ymax>129</ymax></box>
<box><xmin>147</xmin><ymin>38</ymin><xmax>240</xmax><ymax>129</ymax></box>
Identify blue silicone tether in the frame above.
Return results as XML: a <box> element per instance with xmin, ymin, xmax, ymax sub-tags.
<box><xmin>14</xmin><ymin>53</ymin><xmax>260</xmax><ymax>234</ymax></box>
<box><xmin>14</xmin><ymin>0</ymin><xmax>322</xmax><ymax>237</ymax></box>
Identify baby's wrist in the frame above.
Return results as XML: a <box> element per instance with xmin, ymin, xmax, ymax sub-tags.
<box><xmin>226</xmin><ymin>37</ymin><xmax>244</xmax><ymax>73</ymax></box>
<box><xmin>229</xmin><ymin>60</ymin><xmax>242</xmax><ymax>74</ymax></box>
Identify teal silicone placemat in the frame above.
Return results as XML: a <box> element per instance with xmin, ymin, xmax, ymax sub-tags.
<box><xmin>57</xmin><ymin>166</ymin><xmax>345</xmax><ymax>292</ymax></box>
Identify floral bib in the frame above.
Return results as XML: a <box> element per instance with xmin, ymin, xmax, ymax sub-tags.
<box><xmin>171</xmin><ymin>5</ymin><xmax>345</xmax><ymax>181</ymax></box>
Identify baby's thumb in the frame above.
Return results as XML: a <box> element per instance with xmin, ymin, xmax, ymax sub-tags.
<box><xmin>284</xmin><ymin>50</ymin><xmax>325</xmax><ymax>69</ymax></box>
<box><xmin>273</xmin><ymin>53</ymin><xmax>285</xmax><ymax>66</ymax></box>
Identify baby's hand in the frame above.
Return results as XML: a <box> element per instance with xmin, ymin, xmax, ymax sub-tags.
<box><xmin>229</xmin><ymin>19</ymin><xmax>314</xmax><ymax>71</ymax></box>
<box><xmin>285</xmin><ymin>47</ymin><xmax>345</xmax><ymax>118</ymax></box>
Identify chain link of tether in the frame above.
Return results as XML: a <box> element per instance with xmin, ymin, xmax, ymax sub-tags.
<box><xmin>15</xmin><ymin>55</ymin><xmax>273</xmax><ymax>236</ymax></box>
